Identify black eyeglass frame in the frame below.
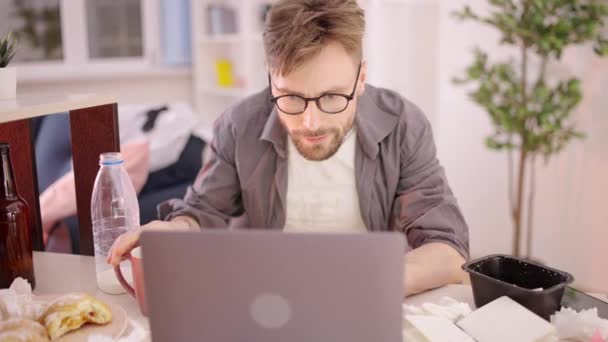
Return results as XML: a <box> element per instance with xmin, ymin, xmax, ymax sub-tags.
<box><xmin>268</xmin><ymin>62</ymin><xmax>362</xmax><ymax>115</ymax></box>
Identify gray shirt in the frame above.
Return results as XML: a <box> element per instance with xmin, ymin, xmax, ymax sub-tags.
<box><xmin>164</xmin><ymin>85</ymin><xmax>470</xmax><ymax>259</ymax></box>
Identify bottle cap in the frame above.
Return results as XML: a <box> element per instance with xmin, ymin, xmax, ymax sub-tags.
<box><xmin>99</xmin><ymin>152</ymin><xmax>123</xmax><ymax>166</ymax></box>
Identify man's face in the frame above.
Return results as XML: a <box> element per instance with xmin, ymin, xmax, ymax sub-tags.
<box><xmin>270</xmin><ymin>42</ymin><xmax>367</xmax><ymax>161</ymax></box>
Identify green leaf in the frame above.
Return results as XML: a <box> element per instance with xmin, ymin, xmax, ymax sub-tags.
<box><xmin>467</xmin><ymin>65</ymin><xmax>483</xmax><ymax>79</ymax></box>
<box><xmin>452</xmin><ymin>76</ymin><xmax>469</xmax><ymax>85</ymax></box>
<box><xmin>594</xmin><ymin>38</ymin><xmax>608</xmax><ymax>56</ymax></box>
<box><xmin>567</xmin><ymin>79</ymin><xmax>581</xmax><ymax>94</ymax></box>
<box><xmin>452</xmin><ymin>6</ymin><xmax>478</xmax><ymax>21</ymax></box>
<box><xmin>571</xmin><ymin>131</ymin><xmax>586</xmax><ymax>139</ymax></box>
<box><xmin>485</xmin><ymin>136</ymin><xmax>505</xmax><ymax>150</ymax></box>
<box><xmin>0</xmin><ymin>32</ymin><xmax>18</xmax><ymax>67</ymax></box>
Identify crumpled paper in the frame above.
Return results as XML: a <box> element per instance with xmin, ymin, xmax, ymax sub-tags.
<box><xmin>404</xmin><ymin>296</ymin><xmax>473</xmax><ymax>322</ymax></box>
<box><xmin>0</xmin><ymin>277</ymin><xmax>48</xmax><ymax>321</ymax></box>
<box><xmin>402</xmin><ymin>297</ymin><xmax>473</xmax><ymax>342</ymax></box>
<box><xmin>403</xmin><ymin>296</ymin><xmax>608</xmax><ymax>342</ymax></box>
<box><xmin>551</xmin><ymin>307</ymin><xmax>608</xmax><ymax>342</ymax></box>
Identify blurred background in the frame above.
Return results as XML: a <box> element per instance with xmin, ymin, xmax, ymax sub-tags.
<box><xmin>1</xmin><ymin>0</ymin><xmax>606</xmax><ymax>293</ymax></box>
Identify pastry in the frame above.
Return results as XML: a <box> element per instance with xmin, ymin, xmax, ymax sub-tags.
<box><xmin>0</xmin><ymin>318</ymin><xmax>49</xmax><ymax>342</ymax></box>
<box><xmin>0</xmin><ymin>300</ymin><xmax>7</xmax><ymax>321</ymax></box>
<box><xmin>39</xmin><ymin>293</ymin><xmax>112</xmax><ymax>340</ymax></box>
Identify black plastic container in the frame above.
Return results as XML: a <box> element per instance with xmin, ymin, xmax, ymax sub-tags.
<box><xmin>463</xmin><ymin>254</ymin><xmax>574</xmax><ymax>320</ymax></box>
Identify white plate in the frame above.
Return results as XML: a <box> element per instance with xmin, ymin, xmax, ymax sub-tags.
<box><xmin>37</xmin><ymin>294</ymin><xmax>128</xmax><ymax>342</ymax></box>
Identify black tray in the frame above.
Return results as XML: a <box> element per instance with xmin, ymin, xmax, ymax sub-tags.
<box><xmin>463</xmin><ymin>254</ymin><xmax>574</xmax><ymax>320</ymax></box>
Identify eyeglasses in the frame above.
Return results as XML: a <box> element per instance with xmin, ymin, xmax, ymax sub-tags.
<box><xmin>269</xmin><ymin>63</ymin><xmax>362</xmax><ymax>115</ymax></box>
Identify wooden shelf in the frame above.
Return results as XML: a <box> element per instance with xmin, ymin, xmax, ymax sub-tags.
<box><xmin>17</xmin><ymin>64</ymin><xmax>191</xmax><ymax>84</ymax></box>
<box><xmin>0</xmin><ymin>94</ymin><xmax>117</xmax><ymax>123</ymax></box>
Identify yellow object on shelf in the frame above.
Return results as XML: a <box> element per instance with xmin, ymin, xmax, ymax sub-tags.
<box><xmin>215</xmin><ymin>59</ymin><xmax>235</xmax><ymax>87</ymax></box>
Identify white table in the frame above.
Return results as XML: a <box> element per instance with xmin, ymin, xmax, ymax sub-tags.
<box><xmin>38</xmin><ymin>250</ymin><xmax>608</xmax><ymax>342</ymax></box>
<box><xmin>36</xmin><ymin>252</ymin><xmax>607</xmax><ymax>341</ymax></box>
<box><xmin>32</xmin><ymin>251</ymin><xmax>475</xmax><ymax>340</ymax></box>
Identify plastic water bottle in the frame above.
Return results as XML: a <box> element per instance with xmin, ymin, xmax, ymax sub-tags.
<box><xmin>91</xmin><ymin>153</ymin><xmax>140</xmax><ymax>294</ymax></box>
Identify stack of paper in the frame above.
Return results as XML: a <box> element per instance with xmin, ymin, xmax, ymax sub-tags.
<box><xmin>456</xmin><ymin>296</ymin><xmax>557</xmax><ymax>342</ymax></box>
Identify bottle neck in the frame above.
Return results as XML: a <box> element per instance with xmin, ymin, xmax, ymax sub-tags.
<box><xmin>99</xmin><ymin>152</ymin><xmax>123</xmax><ymax>167</ymax></box>
<box><xmin>0</xmin><ymin>151</ymin><xmax>16</xmax><ymax>199</ymax></box>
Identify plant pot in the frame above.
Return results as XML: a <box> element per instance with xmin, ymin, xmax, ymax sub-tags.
<box><xmin>0</xmin><ymin>67</ymin><xmax>17</xmax><ymax>100</ymax></box>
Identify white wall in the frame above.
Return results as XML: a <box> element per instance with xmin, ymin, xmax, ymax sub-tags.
<box><xmin>365</xmin><ymin>0</ymin><xmax>439</xmax><ymax>125</ymax></box>
<box><xmin>437</xmin><ymin>0</ymin><xmax>512</xmax><ymax>258</ymax></box>
<box><xmin>436</xmin><ymin>0</ymin><xmax>608</xmax><ymax>292</ymax></box>
<box><xmin>532</xmin><ymin>51</ymin><xmax>608</xmax><ymax>293</ymax></box>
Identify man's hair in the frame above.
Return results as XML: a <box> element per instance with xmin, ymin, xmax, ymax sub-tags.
<box><xmin>263</xmin><ymin>0</ymin><xmax>365</xmax><ymax>76</ymax></box>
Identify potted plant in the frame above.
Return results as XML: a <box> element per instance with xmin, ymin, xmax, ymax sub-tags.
<box><xmin>0</xmin><ymin>32</ymin><xmax>18</xmax><ymax>100</ymax></box>
<box><xmin>453</xmin><ymin>1</ymin><xmax>608</xmax><ymax>258</ymax></box>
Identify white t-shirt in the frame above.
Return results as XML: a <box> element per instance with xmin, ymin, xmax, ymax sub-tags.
<box><xmin>284</xmin><ymin>128</ymin><xmax>368</xmax><ymax>233</ymax></box>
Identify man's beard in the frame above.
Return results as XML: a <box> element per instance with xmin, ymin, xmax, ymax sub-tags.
<box><xmin>289</xmin><ymin>119</ymin><xmax>354</xmax><ymax>161</ymax></box>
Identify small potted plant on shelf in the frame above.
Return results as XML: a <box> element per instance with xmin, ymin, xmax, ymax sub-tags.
<box><xmin>0</xmin><ymin>32</ymin><xmax>18</xmax><ymax>100</ymax></box>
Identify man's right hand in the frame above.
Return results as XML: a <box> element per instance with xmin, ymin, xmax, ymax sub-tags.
<box><xmin>106</xmin><ymin>217</ymin><xmax>198</xmax><ymax>267</ymax></box>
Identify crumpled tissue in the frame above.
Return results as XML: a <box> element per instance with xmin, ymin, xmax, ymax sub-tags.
<box><xmin>404</xmin><ymin>296</ymin><xmax>473</xmax><ymax>322</ymax></box>
<box><xmin>402</xmin><ymin>297</ymin><xmax>473</xmax><ymax>342</ymax></box>
<box><xmin>551</xmin><ymin>307</ymin><xmax>608</xmax><ymax>342</ymax></box>
<box><xmin>0</xmin><ymin>277</ymin><xmax>47</xmax><ymax>321</ymax></box>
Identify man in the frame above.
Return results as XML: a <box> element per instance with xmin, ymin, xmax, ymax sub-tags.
<box><xmin>108</xmin><ymin>0</ymin><xmax>469</xmax><ymax>297</ymax></box>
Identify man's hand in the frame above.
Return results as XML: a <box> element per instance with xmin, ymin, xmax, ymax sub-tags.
<box><xmin>106</xmin><ymin>216</ymin><xmax>199</xmax><ymax>267</ymax></box>
<box><xmin>403</xmin><ymin>242</ymin><xmax>467</xmax><ymax>297</ymax></box>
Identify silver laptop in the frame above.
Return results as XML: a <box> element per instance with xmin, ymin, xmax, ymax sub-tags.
<box><xmin>141</xmin><ymin>230</ymin><xmax>405</xmax><ymax>342</ymax></box>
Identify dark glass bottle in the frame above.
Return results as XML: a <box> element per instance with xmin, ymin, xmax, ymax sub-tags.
<box><xmin>0</xmin><ymin>143</ymin><xmax>35</xmax><ymax>289</ymax></box>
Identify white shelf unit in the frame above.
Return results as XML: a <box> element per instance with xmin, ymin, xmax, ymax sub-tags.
<box><xmin>191</xmin><ymin>0</ymin><xmax>274</xmax><ymax>126</ymax></box>
<box><xmin>190</xmin><ymin>0</ymin><xmax>440</xmax><ymax>127</ymax></box>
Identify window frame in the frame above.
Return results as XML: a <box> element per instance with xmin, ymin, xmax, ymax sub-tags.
<box><xmin>14</xmin><ymin>0</ymin><xmax>168</xmax><ymax>83</ymax></box>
